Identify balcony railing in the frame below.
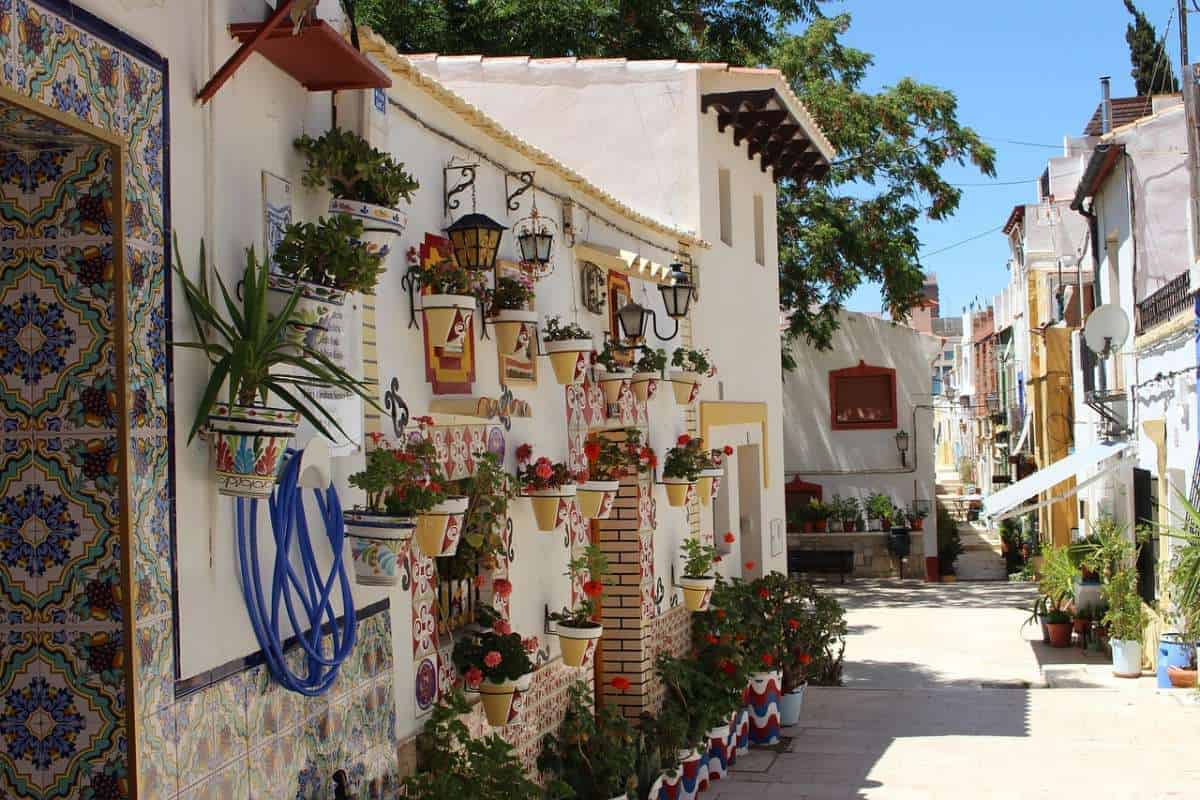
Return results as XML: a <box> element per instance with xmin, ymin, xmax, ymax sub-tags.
<box><xmin>1135</xmin><ymin>272</ymin><xmax>1193</xmax><ymax>335</ymax></box>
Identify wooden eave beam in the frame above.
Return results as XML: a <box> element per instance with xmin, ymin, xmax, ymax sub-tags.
<box><xmin>701</xmin><ymin>89</ymin><xmax>777</xmax><ymax>115</ymax></box>
<box><xmin>197</xmin><ymin>0</ymin><xmax>295</xmax><ymax>103</ymax></box>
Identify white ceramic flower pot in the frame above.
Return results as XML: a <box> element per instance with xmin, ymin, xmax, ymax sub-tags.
<box><xmin>779</xmin><ymin>684</ymin><xmax>806</xmax><ymax>726</ymax></box>
<box><xmin>577</xmin><ymin>480</ymin><xmax>620</xmax><ymax>519</ymax></box>
<box><xmin>207</xmin><ymin>404</ymin><xmax>299</xmax><ymax>498</ymax></box>
<box><xmin>490</xmin><ymin>309</ymin><xmax>538</xmax><ymax>355</ymax></box>
<box><xmin>544</xmin><ymin>337</ymin><xmax>594</xmax><ymax>385</ymax></box>
<box><xmin>1111</xmin><ymin>639</ymin><xmax>1142</xmax><ymax>678</ymax></box>
<box><xmin>421</xmin><ymin>294</ymin><xmax>476</xmax><ymax>348</ymax></box>
<box><xmin>344</xmin><ymin>512</ymin><xmax>415</xmax><ymax>586</ymax></box>
<box><xmin>266</xmin><ymin>277</ymin><xmax>348</xmax><ymax>351</ymax></box>
<box><xmin>329</xmin><ymin>196</ymin><xmax>407</xmax><ymax>259</ymax></box>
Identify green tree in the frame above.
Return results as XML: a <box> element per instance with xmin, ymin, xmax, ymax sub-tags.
<box><xmin>354</xmin><ymin>1</ymin><xmax>994</xmax><ymax>351</ymax></box>
<box><xmin>1124</xmin><ymin>0</ymin><xmax>1179</xmax><ymax>96</ymax></box>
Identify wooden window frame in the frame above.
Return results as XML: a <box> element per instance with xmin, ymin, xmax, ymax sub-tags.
<box><xmin>829</xmin><ymin>360</ymin><xmax>898</xmax><ymax>431</ymax></box>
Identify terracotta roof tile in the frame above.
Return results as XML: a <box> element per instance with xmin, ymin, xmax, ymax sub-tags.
<box><xmin>1083</xmin><ymin>96</ymin><xmax>1157</xmax><ymax>136</ymax></box>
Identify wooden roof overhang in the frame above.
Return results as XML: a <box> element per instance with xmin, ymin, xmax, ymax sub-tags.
<box><xmin>700</xmin><ymin>89</ymin><xmax>831</xmax><ymax>183</ymax></box>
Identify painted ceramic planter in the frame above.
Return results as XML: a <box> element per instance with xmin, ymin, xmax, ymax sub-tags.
<box><xmin>577</xmin><ymin>480</ymin><xmax>619</xmax><ymax>519</ymax></box>
<box><xmin>344</xmin><ymin>511</ymin><xmax>415</xmax><ymax>587</ymax></box>
<box><xmin>734</xmin><ymin>707</ymin><xmax>750</xmax><ymax>756</ymax></box>
<box><xmin>478</xmin><ymin>678</ymin><xmax>516</xmax><ymax>726</ymax></box>
<box><xmin>746</xmin><ymin>670</ymin><xmax>782</xmax><ymax>745</ymax></box>
<box><xmin>414</xmin><ymin>496</ymin><xmax>468</xmax><ymax>557</ymax></box>
<box><xmin>329</xmin><ymin>196</ymin><xmax>407</xmax><ymax>259</ymax></box>
<box><xmin>706</xmin><ymin>724</ymin><xmax>732</xmax><ymax>782</ymax></box>
<box><xmin>544</xmin><ymin>338</ymin><xmax>594</xmax><ymax>385</ymax></box>
<box><xmin>508</xmin><ymin>671</ymin><xmax>535</xmax><ymax>724</ymax></box>
<box><xmin>527</xmin><ymin>485</ymin><xmax>576</xmax><ymax>531</ymax></box>
<box><xmin>662</xmin><ymin>478</ymin><xmax>693</xmax><ymax>508</ymax></box>
<box><xmin>556</xmin><ymin>622</ymin><xmax>603</xmax><ymax>667</ymax></box>
<box><xmin>207</xmin><ymin>404</ymin><xmax>299</xmax><ymax>498</ymax></box>
<box><xmin>668</xmin><ymin>370</ymin><xmax>701</xmax><ymax>406</ymax></box>
<box><xmin>598</xmin><ymin>369</ymin><xmax>631</xmax><ymax>406</ymax></box>
<box><xmin>679</xmin><ymin>575</ymin><xmax>716</xmax><ymax>612</ymax></box>
<box><xmin>421</xmin><ymin>294</ymin><xmax>476</xmax><ymax>348</ymax></box>
<box><xmin>696</xmin><ymin>468</ymin><xmax>723</xmax><ymax>506</ymax></box>
<box><xmin>631</xmin><ymin>371</ymin><xmax>660</xmax><ymax>402</ymax></box>
<box><xmin>266</xmin><ymin>276</ymin><xmax>347</xmax><ymax>351</ymax></box>
<box><xmin>490</xmin><ymin>309</ymin><xmax>539</xmax><ymax>355</ymax></box>
<box><xmin>1111</xmin><ymin>638</ymin><xmax>1142</xmax><ymax>678</ymax></box>
<box><xmin>779</xmin><ymin>683</ymin><xmax>806</xmax><ymax>726</ymax></box>
<box><xmin>655</xmin><ymin>769</ymin><xmax>680</xmax><ymax>800</ymax></box>
<box><xmin>678</xmin><ymin>749</ymin><xmax>703</xmax><ymax>800</ymax></box>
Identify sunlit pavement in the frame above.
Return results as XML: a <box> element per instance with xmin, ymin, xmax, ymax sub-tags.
<box><xmin>713</xmin><ymin>580</ymin><xmax>1200</xmax><ymax>799</ymax></box>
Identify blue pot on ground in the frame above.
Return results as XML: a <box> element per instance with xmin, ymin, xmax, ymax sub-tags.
<box><xmin>1157</xmin><ymin>634</ymin><xmax>1198</xmax><ymax>688</ymax></box>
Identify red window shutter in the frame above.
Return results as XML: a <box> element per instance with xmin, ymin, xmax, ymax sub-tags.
<box><xmin>829</xmin><ymin>361</ymin><xmax>898</xmax><ymax>430</ymax></box>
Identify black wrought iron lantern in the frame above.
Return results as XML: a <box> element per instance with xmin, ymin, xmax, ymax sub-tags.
<box><xmin>617</xmin><ymin>301</ymin><xmax>651</xmax><ymax>341</ymax></box>
<box><xmin>895</xmin><ymin>429</ymin><xmax>910</xmax><ymax>467</ymax></box>
<box><xmin>658</xmin><ymin>266</ymin><xmax>695</xmax><ymax>320</ymax></box>
<box><xmin>517</xmin><ymin>224</ymin><xmax>553</xmax><ymax>264</ymax></box>
<box><xmin>445</xmin><ymin>213</ymin><xmax>506</xmax><ymax>271</ymax></box>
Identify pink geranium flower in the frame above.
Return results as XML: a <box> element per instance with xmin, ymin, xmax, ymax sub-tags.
<box><xmin>483</xmin><ymin>651</ymin><xmax>502</xmax><ymax>668</ymax></box>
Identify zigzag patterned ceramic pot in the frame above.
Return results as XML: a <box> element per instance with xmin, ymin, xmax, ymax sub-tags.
<box><xmin>746</xmin><ymin>670</ymin><xmax>782</xmax><ymax>745</ymax></box>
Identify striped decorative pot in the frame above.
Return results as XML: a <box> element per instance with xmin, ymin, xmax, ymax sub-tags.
<box><xmin>746</xmin><ymin>670</ymin><xmax>782</xmax><ymax>745</ymax></box>
<box><xmin>678</xmin><ymin>749</ymin><xmax>703</xmax><ymax>800</ymax></box>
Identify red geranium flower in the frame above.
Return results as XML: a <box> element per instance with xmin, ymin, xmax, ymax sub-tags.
<box><xmin>535</xmin><ymin>460</ymin><xmax>553</xmax><ymax>480</ymax></box>
<box><xmin>474</xmin><ymin>575</ymin><xmax>486</xmax><ymax>588</ymax></box>
<box><xmin>584</xmin><ymin>441</ymin><xmax>601</xmax><ymax>462</ymax></box>
<box><xmin>798</xmin><ymin>653</ymin><xmax>812</xmax><ymax>666</ymax></box>
<box><xmin>677</xmin><ymin>434</ymin><xmax>691</xmax><ymax>446</ymax></box>
<box><xmin>723</xmin><ymin>532</ymin><xmax>736</xmax><ymax>544</ymax></box>
<box><xmin>705</xmin><ymin>633</ymin><xmax>719</xmax><ymax>645</ymax></box>
<box><xmin>523</xmin><ymin>636</ymin><xmax>540</xmax><ymax>652</ymax></box>
<box><xmin>516</xmin><ymin>443</ymin><xmax>533</xmax><ymax>462</ymax></box>
<box><xmin>787</xmin><ymin>619</ymin><xmax>800</xmax><ymax>631</ymax></box>
<box><xmin>716</xmin><ymin>609</ymin><xmax>726</xmax><ymax>620</ymax></box>
<box><xmin>582</xmin><ymin>580</ymin><xmax>604</xmax><ymax>598</ymax></box>
<box><xmin>744</xmin><ymin>561</ymin><xmax>756</xmax><ymax>571</ymax></box>
<box><xmin>724</xmin><ymin>445</ymin><xmax>734</xmax><ymax>456</ymax></box>
<box><xmin>611</xmin><ymin>676</ymin><xmax>631</xmax><ymax>692</ymax></box>
<box><xmin>761</xmin><ymin>653</ymin><xmax>774</xmax><ymax>667</ymax></box>
<box><xmin>719</xmin><ymin>660</ymin><xmax>737</xmax><ymax>676</ymax></box>
<box><xmin>757</xmin><ymin>587</ymin><xmax>770</xmax><ymax>600</ymax></box>
<box><xmin>494</xmin><ymin>619</ymin><xmax>512</xmax><ymax>635</ymax></box>
<box><xmin>483</xmin><ymin>651</ymin><xmax>502</xmax><ymax>668</ymax></box>
<box><xmin>465</xmin><ymin>666</ymin><xmax>483</xmax><ymax>688</ymax></box>
<box><xmin>493</xmin><ymin>578</ymin><xmax>513</xmax><ymax>598</ymax></box>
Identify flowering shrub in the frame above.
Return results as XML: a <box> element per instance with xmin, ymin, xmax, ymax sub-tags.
<box><xmin>452</xmin><ymin>626</ymin><xmax>534</xmax><ymax>686</ymax></box>
<box><xmin>661</xmin><ymin>434</ymin><xmax>709</xmax><ymax>481</ymax></box>
<box><xmin>515</xmin><ymin>445</ymin><xmax>579</xmax><ymax>491</ymax></box>
<box><xmin>698</xmin><ymin>444</ymin><xmax>734</xmax><ymax>472</ymax></box>
<box><xmin>538</xmin><ymin>681</ymin><xmax>637</xmax><ymax>799</ymax></box>
<box><xmin>414</xmin><ymin>256</ymin><xmax>484</xmax><ymax>296</ymax></box>
<box><xmin>582</xmin><ymin>429</ymin><xmax>647</xmax><ymax>481</ymax></box>
<box><xmin>549</xmin><ymin>545</ymin><xmax>609</xmax><ymax>629</ymax></box>
<box><xmin>348</xmin><ymin>419</ymin><xmax>450</xmax><ymax>515</ymax></box>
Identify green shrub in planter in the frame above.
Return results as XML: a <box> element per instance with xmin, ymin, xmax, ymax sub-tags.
<box><xmin>539</xmin><ymin>681</ymin><xmax>637</xmax><ymax>800</ymax></box>
<box><xmin>294</xmin><ymin>127</ymin><xmax>419</xmax><ymax>208</ymax></box>
<box><xmin>273</xmin><ymin>214</ymin><xmax>386</xmax><ymax>294</ymax></box>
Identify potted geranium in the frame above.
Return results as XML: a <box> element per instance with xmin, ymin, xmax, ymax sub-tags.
<box><xmin>679</xmin><ymin>537</ymin><xmax>718</xmax><ymax>611</ymax></box>
<box><xmin>452</xmin><ymin>625</ymin><xmax>535</xmax><ymax>726</ymax></box>
<box><xmin>907</xmin><ymin>501</ymin><xmax>929</xmax><ymax>532</ymax></box>
<box><xmin>578</xmin><ymin>430</ymin><xmax>644</xmax><ymax>519</ymax></box>
<box><xmin>661</xmin><ymin>434</ymin><xmax>705</xmax><ymax>507</ymax></box>
<box><xmin>270</xmin><ymin>214</ymin><xmax>385</xmax><ymax>349</ymax></box>
<box><xmin>541</xmin><ymin>316</ymin><xmax>594</xmax><ymax>385</ymax></box>
<box><xmin>438</xmin><ymin>452</ymin><xmax>518</xmax><ymax>581</ymax></box>
<box><xmin>864</xmin><ymin>493</ymin><xmax>893</xmax><ymax>531</ymax></box>
<box><xmin>696</xmin><ymin>445</ymin><xmax>732</xmax><ymax>506</ymax></box>
<box><xmin>632</xmin><ymin>347</ymin><xmax>666</xmax><ymax>402</ymax></box>
<box><xmin>516</xmin><ymin>444</ymin><xmax>579</xmax><ymax>531</ymax></box>
<box><xmin>668</xmin><ymin>347</ymin><xmax>712</xmax><ymax>406</ymax></box>
<box><xmin>595</xmin><ymin>341</ymin><xmax>632</xmax><ymax>407</ymax></box>
<box><xmin>172</xmin><ymin>239</ymin><xmax>378</xmax><ymax>498</ymax></box>
<box><xmin>344</xmin><ymin>434</ymin><xmax>418</xmax><ymax>586</ymax></box>
<box><xmin>538</xmin><ymin>681</ymin><xmax>638</xmax><ymax>800</ymax></box>
<box><xmin>486</xmin><ymin>274</ymin><xmax>538</xmax><ymax>357</ymax></box>
<box><xmin>294</xmin><ymin>127</ymin><xmax>417</xmax><ymax>257</ymax></box>
<box><xmin>549</xmin><ymin>545</ymin><xmax>609</xmax><ymax>667</ymax></box>
<box><xmin>415</xmin><ymin>256</ymin><xmax>483</xmax><ymax>348</ymax></box>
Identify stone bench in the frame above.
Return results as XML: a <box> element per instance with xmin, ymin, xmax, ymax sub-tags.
<box><xmin>788</xmin><ymin>549</ymin><xmax>855</xmax><ymax>583</ymax></box>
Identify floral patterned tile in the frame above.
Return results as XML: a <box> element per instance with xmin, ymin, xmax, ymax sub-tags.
<box><xmin>179</xmin><ymin>754</ymin><xmax>248</xmax><ymax>800</ymax></box>
<box><xmin>0</xmin><ymin>630</ymin><xmax>50</xmax><ymax>797</ymax></box>
<box><xmin>13</xmin><ymin>1</ymin><xmax>100</xmax><ymax>129</ymax></box>
<box><xmin>247</xmin><ymin>725</ymin><xmax>307</xmax><ymax>799</ymax></box>
<box><xmin>137</xmin><ymin>704</ymin><xmax>178</xmax><ymax>800</ymax></box>
<box><xmin>133</xmin><ymin>615</ymin><xmax>173</xmax><ymax>717</ymax></box>
<box><xmin>246</xmin><ymin>664</ymin><xmax>302</xmax><ymax>743</ymax></box>
<box><xmin>173</xmin><ymin>690</ymin><xmax>212</xmax><ymax>791</ymax></box>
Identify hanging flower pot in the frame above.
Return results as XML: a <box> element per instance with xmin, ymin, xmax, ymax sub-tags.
<box><xmin>696</xmin><ymin>468</ymin><xmax>723</xmax><ymax>506</ymax></box>
<box><xmin>421</xmin><ymin>294</ymin><xmax>476</xmax><ymax>348</ymax></box>
<box><xmin>631</xmin><ymin>372</ymin><xmax>659</xmax><ymax>402</ymax></box>
<box><xmin>577</xmin><ymin>480</ymin><xmax>620</xmax><ymax>519</ymax></box>
<box><xmin>266</xmin><ymin>277</ymin><xmax>347</xmax><ymax>351</ymax></box>
<box><xmin>544</xmin><ymin>338</ymin><xmax>593</xmax><ymax>385</ymax></box>
<box><xmin>344</xmin><ymin>512</ymin><xmax>415</xmax><ymax>587</ymax></box>
<box><xmin>679</xmin><ymin>575</ymin><xmax>716</xmax><ymax>612</ymax></box>
<box><xmin>526</xmin><ymin>486</ymin><xmax>576</xmax><ymax>531</ymax></box>
<box><xmin>207</xmin><ymin>404</ymin><xmax>299</xmax><ymax>498</ymax></box>
<box><xmin>415</xmin><ymin>496</ymin><xmax>468</xmax><ymax>557</ymax></box>
<box><xmin>662</xmin><ymin>478</ymin><xmax>694</xmax><ymax>507</ymax></box>
<box><xmin>668</xmin><ymin>369</ymin><xmax>701</xmax><ymax>405</ymax></box>
<box><xmin>597</xmin><ymin>368</ymin><xmax>631</xmax><ymax>407</ymax></box>
<box><xmin>490</xmin><ymin>309</ymin><xmax>539</xmax><ymax>356</ymax></box>
<box><xmin>329</xmin><ymin>196</ymin><xmax>407</xmax><ymax>259</ymax></box>
<box><xmin>478</xmin><ymin>678</ymin><xmax>517</xmax><ymax>726</ymax></box>
<box><xmin>556</xmin><ymin>622</ymin><xmax>603</xmax><ymax>667</ymax></box>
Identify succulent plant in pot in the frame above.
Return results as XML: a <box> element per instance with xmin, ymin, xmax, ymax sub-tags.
<box><xmin>548</xmin><ymin>545</ymin><xmax>609</xmax><ymax>667</ymax></box>
<box><xmin>485</xmin><ymin>274</ymin><xmax>537</xmax><ymax>356</ymax></box>
<box><xmin>294</xmin><ymin>127</ymin><xmax>417</xmax><ymax>257</ymax></box>
<box><xmin>679</xmin><ymin>537</ymin><xmax>719</xmax><ymax>611</ymax></box>
<box><xmin>414</xmin><ymin>256</ymin><xmax>485</xmax><ymax>348</ymax></box>
<box><xmin>668</xmin><ymin>346</ymin><xmax>712</xmax><ymax>405</ymax></box>
<box><xmin>515</xmin><ymin>444</ymin><xmax>580</xmax><ymax>532</ymax></box>
<box><xmin>632</xmin><ymin>346</ymin><xmax>666</xmax><ymax>402</ymax></box>
<box><xmin>172</xmin><ymin>238</ymin><xmax>378</xmax><ymax>498</ymax></box>
<box><xmin>452</xmin><ymin>624</ymin><xmax>535</xmax><ymax>726</ymax></box>
<box><xmin>541</xmin><ymin>316</ymin><xmax>593</xmax><ymax>385</ymax></box>
<box><xmin>578</xmin><ymin>430</ymin><xmax>644</xmax><ymax>519</ymax></box>
<box><xmin>660</xmin><ymin>434</ymin><xmax>706</xmax><ymax>507</ymax></box>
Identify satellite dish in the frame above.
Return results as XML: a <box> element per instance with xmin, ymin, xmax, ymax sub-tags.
<box><xmin>1083</xmin><ymin>304</ymin><xmax>1130</xmax><ymax>357</ymax></box>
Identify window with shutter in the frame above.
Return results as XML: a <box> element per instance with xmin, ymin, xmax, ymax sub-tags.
<box><xmin>829</xmin><ymin>361</ymin><xmax>898</xmax><ymax>430</ymax></box>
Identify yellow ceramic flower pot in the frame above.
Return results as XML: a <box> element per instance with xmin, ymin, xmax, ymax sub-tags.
<box><xmin>599</xmin><ymin>373</ymin><xmax>630</xmax><ymax>406</ymax></box>
<box><xmin>421</xmin><ymin>294</ymin><xmax>475</xmax><ymax>348</ymax></box>
<box><xmin>528</xmin><ymin>487</ymin><xmax>575</xmax><ymax>531</ymax></box>
<box><xmin>663</xmin><ymin>479</ymin><xmax>693</xmax><ymax>507</ymax></box>
<box><xmin>491</xmin><ymin>310</ymin><xmax>538</xmax><ymax>355</ymax></box>
<box><xmin>544</xmin><ymin>338</ymin><xmax>593</xmax><ymax>385</ymax></box>
<box><xmin>631</xmin><ymin>373</ymin><xmax>658</xmax><ymax>402</ymax></box>
<box><xmin>479</xmin><ymin>680</ymin><xmax>516</xmax><ymax>727</ymax></box>
<box><xmin>697</xmin><ymin>469</ymin><xmax>723</xmax><ymax>506</ymax></box>
<box><xmin>680</xmin><ymin>576</ymin><xmax>716</xmax><ymax>611</ymax></box>
<box><xmin>577</xmin><ymin>481</ymin><xmax>619</xmax><ymax>519</ymax></box>
<box><xmin>557</xmin><ymin>624</ymin><xmax>603</xmax><ymax>667</ymax></box>
<box><xmin>414</xmin><ymin>497</ymin><xmax>467</xmax><ymax>557</ymax></box>
<box><xmin>668</xmin><ymin>370</ymin><xmax>701</xmax><ymax>406</ymax></box>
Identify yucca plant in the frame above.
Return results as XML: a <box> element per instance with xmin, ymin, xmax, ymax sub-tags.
<box><xmin>171</xmin><ymin>237</ymin><xmax>380</xmax><ymax>443</ymax></box>
<box><xmin>1159</xmin><ymin>491</ymin><xmax>1200</xmax><ymax>641</ymax></box>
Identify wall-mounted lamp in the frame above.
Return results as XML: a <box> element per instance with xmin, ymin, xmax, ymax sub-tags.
<box><xmin>614</xmin><ymin>265</ymin><xmax>696</xmax><ymax>343</ymax></box>
<box><xmin>895</xmin><ymin>429</ymin><xmax>910</xmax><ymax>467</ymax></box>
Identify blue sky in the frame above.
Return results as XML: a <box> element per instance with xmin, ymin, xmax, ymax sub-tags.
<box><xmin>833</xmin><ymin>0</ymin><xmax>1180</xmax><ymax>318</ymax></box>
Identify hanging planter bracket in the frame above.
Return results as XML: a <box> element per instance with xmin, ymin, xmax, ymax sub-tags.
<box><xmin>505</xmin><ymin>171</ymin><xmax>535</xmax><ymax>213</ymax></box>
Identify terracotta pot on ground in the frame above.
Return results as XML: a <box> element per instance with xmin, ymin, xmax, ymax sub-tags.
<box><xmin>1168</xmin><ymin>666</ymin><xmax>1198</xmax><ymax>688</ymax></box>
<box><xmin>813</xmin><ymin>519</ymin><xmax>828</xmax><ymax>533</ymax></box>
<box><xmin>911</xmin><ymin>518</ymin><xmax>924</xmax><ymax>531</ymax></box>
<box><xmin>1046</xmin><ymin>622</ymin><xmax>1073</xmax><ymax>648</ymax></box>
<box><xmin>1072</xmin><ymin>617</ymin><xmax>1088</xmax><ymax>636</ymax></box>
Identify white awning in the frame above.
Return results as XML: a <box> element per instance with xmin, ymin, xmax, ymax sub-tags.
<box><xmin>982</xmin><ymin>440</ymin><xmax>1134</xmax><ymax>521</ymax></box>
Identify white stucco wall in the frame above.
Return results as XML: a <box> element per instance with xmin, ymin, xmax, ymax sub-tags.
<box><xmin>782</xmin><ymin>313</ymin><xmax>941</xmax><ymax>560</ymax></box>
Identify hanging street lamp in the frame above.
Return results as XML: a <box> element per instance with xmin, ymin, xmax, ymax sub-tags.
<box><xmin>445</xmin><ymin>212</ymin><xmax>506</xmax><ymax>271</ymax></box>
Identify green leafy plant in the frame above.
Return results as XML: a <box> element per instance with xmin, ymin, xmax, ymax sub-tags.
<box><xmin>549</xmin><ymin>545</ymin><xmax>609</xmax><ymax>629</ymax></box>
<box><xmin>595</xmin><ymin>339</ymin><xmax>627</xmax><ymax>372</ymax></box>
<box><xmin>539</xmin><ymin>681</ymin><xmax>637</xmax><ymax>800</ymax></box>
<box><xmin>487</xmin><ymin>274</ymin><xmax>535</xmax><ymax>314</ymax></box>
<box><xmin>864</xmin><ymin>492</ymin><xmax>893</xmax><ymax>523</ymax></box>
<box><xmin>1082</xmin><ymin>521</ymin><xmax>1148</xmax><ymax>643</ymax></box>
<box><xmin>515</xmin><ymin>444</ymin><xmax>579</xmax><ymax>491</ymax></box>
<box><xmin>938</xmin><ymin>521</ymin><xmax>963</xmax><ymax>576</ymax></box>
<box><xmin>451</xmin><ymin>626</ymin><xmax>534</xmax><ymax>686</ymax></box>
<box><xmin>407</xmin><ymin>689</ymin><xmax>542</xmax><ymax>800</ymax></box>
<box><xmin>1160</xmin><ymin>491</ymin><xmax>1200</xmax><ymax>641</ymax></box>
<box><xmin>670</xmin><ymin>346</ymin><xmax>713</xmax><ymax>375</ymax></box>
<box><xmin>680</xmin><ymin>537</ymin><xmax>717</xmax><ymax>578</ymax></box>
<box><xmin>655</xmin><ymin>654</ymin><xmax>726</xmax><ymax>754</ymax></box>
<box><xmin>806</xmin><ymin>498</ymin><xmax>831</xmax><ymax>521</ymax></box>
<box><xmin>414</xmin><ymin>256</ymin><xmax>482</xmax><ymax>296</ymax></box>
<box><xmin>582</xmin><ymin>430</ymin><xmax>646</xmax><ymax>481</ymax></box>
<box><xmin>348</xmin><ymin>423</ymin><xmax>450</xmax><ymax>515</ymax></box>
<box><xmin>831</xmin><ymin>494</ymin><xmax>860</xmax><ymax>526</ymax></box>
<box><xmin>171</xmin><ymin>238</ymin><xmax>378</xmax><ymax>443</ymax></box>
<box><xmin>294</xmin><ymin>127</ymin><xmax>419</xmax><ymax>208</ymax></box>
<box><xmin>635</xmin><ymin>347</ymin><xmax>667</xmax><ymax>373</ymax></box>
<box><xmin>543</xmin><ymin>315</ymin><xmax>591</xmax><ymax>341</ymax></box>
<box><xmin>272</xmin><ymin>215</ymin><xmax>386</xmax><ymax>294</ymax></box>
<box><xmin>1039</xmin><ymin>545</ymin><xmax>1078</xmax><ymax>612</ymax></box>
<box><xmin>662</xmin><ymin>434</ymin><xmax>707</xmax><ymax>481</ymax></box>
<box><xmin>440</xmin><ymin>452</ymin><xmax>517</xmax><ymax>581</ymax></box>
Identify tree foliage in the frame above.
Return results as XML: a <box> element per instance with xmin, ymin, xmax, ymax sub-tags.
<box><xmin>1123</xmin><ymin>0</ymin><xmax>1179</xmax><ymax>96</ymax></box>
<box><xmin>354</xmin><ymin>1</ymin><xmax>994</xmax><ymax>350</ymax></box>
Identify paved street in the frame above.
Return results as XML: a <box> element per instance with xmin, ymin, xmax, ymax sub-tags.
<box><xmin>714</xmin><ymin>580</ymin><xmax>1200</xmax><ymax>799</ymax></box>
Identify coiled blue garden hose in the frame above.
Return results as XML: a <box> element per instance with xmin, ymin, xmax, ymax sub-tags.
<box><xmin>235</xmin><ymin>447</ymin><xmax>356</xmax><ymax>695</ymax></box>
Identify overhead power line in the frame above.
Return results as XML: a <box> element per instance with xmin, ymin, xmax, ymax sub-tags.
<box><xmin>921</xmin><ymin>225</ymin><xmax>1005</xmax><ymax>259</ymax></box>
